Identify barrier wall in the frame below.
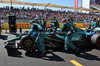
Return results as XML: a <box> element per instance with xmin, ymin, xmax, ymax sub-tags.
<box><xmin>4</xmin><ymin>23</ymin><xmax>90</xmax><ymax>29</ymax></box>
<box><xmin>4</xmin><ymin>23</ymin><xmax>31</xmax><ymax>29</ymax></box>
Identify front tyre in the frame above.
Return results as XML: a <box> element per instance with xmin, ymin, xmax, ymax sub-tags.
<box><xmin>20</xmin><ymin>36</ymin><xmax>36</xmax><ymax>51</ymax></box>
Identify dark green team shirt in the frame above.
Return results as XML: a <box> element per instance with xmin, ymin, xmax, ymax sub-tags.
<box><xmin>91</xmin><ymin>21</ymin><xmax>97</xmax><ymax>29</ymax></box>
<box><xmin>42</xmin><ymin>20</ymin><xmax>46</xmax><ymax>27</ymax></box>
<box><xmin>28</xmin><ymin>23</ymin><xmax>43</xmax><ymax>35</ymax></box>
<box><xmin>51</xmin><ymin>20</ymin><xmax>59</xmax><ymax>28</ymax></box>
<box><xmin>61</xmin><ymin>21</ymin><xmax>75</xmax><ymax>32</ymax></box>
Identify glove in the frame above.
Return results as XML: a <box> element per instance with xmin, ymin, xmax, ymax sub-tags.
<box><xmin>67</xmin><ymin>31</ymin><xmax>72</xmax><ymax>37</ymax></box>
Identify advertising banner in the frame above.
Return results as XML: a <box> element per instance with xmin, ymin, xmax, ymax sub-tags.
<box><xmin>75</xmin><ymin>0</ymin><xmax>78</xmax><ymax>12</ymax></box>
<box><xmin>3</xmin><ymin>23</ymin><xmax>90</xmax><ymax>29</ymax></box>
<box><xmin>4</xmin><ymin>23</ymin><xmax>31</xmax><ymax>29</ymax></box>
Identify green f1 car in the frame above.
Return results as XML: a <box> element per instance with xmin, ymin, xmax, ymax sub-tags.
<box><xmin>4</xmin><ymin>26</ymin><xmax>100</xmax><ymax>52</ymax></box>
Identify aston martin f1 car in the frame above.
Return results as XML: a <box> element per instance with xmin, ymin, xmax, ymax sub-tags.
<box><xmin>4</xmin><ymin>26</ymin><xmax>100</xmax><ymax>52</ymax></box>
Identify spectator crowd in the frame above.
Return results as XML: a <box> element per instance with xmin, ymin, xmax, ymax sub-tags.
<box><xmin>0</xmin><ymin>6</ymin><xmax>100</xmax><ymax>23</ymax></box>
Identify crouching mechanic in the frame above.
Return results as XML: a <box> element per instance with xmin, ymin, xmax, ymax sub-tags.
<box><xmin>61</xmin><ymin>18</ymin><xmax>79</xmax><ymax>52</ymax></box>
<box><xmin>28</xmin><ymin>18</ymin><xmax>46</xmax><ymax>56</ymax></box>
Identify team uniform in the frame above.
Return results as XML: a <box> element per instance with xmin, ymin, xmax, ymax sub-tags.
<box><xmin>61</xmin><ymin>21</ymin><xmax>77</xmax><ymax>51</ymax></box>
<box><xmin>41</xmin><ymin>20</ymin><xmax>46</xmax><ymax>30</ymax></box>
<box><xmin>91</xmin><ymin>21</ymin><xmax>97</xmax><ymax>29</ymax></box>
<box><xmin>51</xmin><ymin>20</ymin><xmax>59</xmax><ymax>31</ymax></box>
<box><xmin>28</xmin><ymin>21</ymin><xmax>46</xmax><ymax>54</ymax></box>
<box><xmin>61</xmin><ymin>21</ymin><xmax>86</xmax><ymax>52</ymax></box>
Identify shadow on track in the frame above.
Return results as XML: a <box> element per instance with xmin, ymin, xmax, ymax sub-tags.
<box><xmin>70</xmin><ymin>46</ymin><xmax>100</xmax><ymax>61</ymax></box>
<box><xmin>25</xmin><ymin>50</ymin><xmax>65</xmax><ymax>62</ymax></box>
<box><xmin>6</xmin><ymin>48</ymin><xmax>23</xmax><ymax>58</ymax></box>
<box><xmin>0</xmin><ymin>35</ymin><xmax>8</xmax><ymax>40</ymax></box>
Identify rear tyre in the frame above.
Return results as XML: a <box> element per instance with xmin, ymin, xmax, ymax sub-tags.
<box><xmin>91</xmin><ymin>34</ymin><xmax>100</xmax><ymax>47</ymax></box>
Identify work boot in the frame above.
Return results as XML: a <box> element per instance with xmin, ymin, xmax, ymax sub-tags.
<box><xmin>75</xmin><ymin>48</ymin><xmax>79</xmax><ymax>53</ymax></box>
<box><xmin>65</xmin><ymin>50</ymin><xmax>69</xmax><ymax>53</ymax></box>
<box><xmin>38</xmin><ymin>51</ymin><xmax>46</xmax><ymax>57</ymax></box>
<box><xmin>41</xmin><ymin>53</ymin><xmax>46</xmax><ymax>57</ymax></box>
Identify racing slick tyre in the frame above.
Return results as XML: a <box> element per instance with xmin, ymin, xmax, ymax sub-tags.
<box><xmin>91</xmin><ymin>34</ymin><xmax>100</xmax><ymax>47</ymax></box>
<box><xmin>20</xmin><ymin>36</ymin><xmax>36</xmax><ymax>51</ymax></box>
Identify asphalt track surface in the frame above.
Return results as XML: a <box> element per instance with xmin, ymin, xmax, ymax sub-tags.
<box><xmin>0</xmin><ymin>31</ymin><xmax>100</xmax><ymax>66</ymax></box>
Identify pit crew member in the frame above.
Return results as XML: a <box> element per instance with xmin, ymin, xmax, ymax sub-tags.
<box><xmin>41</xmin><ymin>18</ymin><xmax>47</xmax><ymax>30</ymax></box>
<box><xmin>61</xmin><ymin>18</ymin><xmax>79</xmax><ymax>52</ymax></box>
<box><xmin>51</xmin><ymin>17</ymin><xmax>59</xmax><ymax>31</ymax></box>
<box><xmin>28</xmin><ymin>18</ymin><xmax>46</xmax><ymax>56</ymax></box>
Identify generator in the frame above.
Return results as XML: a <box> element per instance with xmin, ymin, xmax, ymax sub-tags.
<box><xmin>8</xmin><ymin>16</ymin><xmax>17</xmax><ymax>33</ymax></box>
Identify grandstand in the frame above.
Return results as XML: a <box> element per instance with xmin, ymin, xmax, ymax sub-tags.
<box><xmin>90</xmin><ymin>2</ymin><xmax>100</xmax><ymax>10</ymax></box>
<box><xmin>0</xmin><ymin>6</ymin><xmax>99</xmax><ymax>23</ymax></box>
<box><xmin>82</xmin><ymin>0</ymin><xmax>100</xmax><ymax>13</ymax></box>
<box><xmin>0</xmin><ymin>0</ymin><xmax>99</xmax><ymax>23</ymax></box>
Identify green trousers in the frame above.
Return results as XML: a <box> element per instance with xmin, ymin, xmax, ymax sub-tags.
<box><xmin>65</xmin><ymin>32</ymin><xmax>85</xmax><ymax>51</ymax></box>
<box><xmin>36</xmin><ymin>32</ymin><xmax>46</xmax><ymax>53</ymax></box>
<box><xmin>65</xmin><ymin>35</ymin><xmax>76</xmax><ymax>51</ymax></box>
